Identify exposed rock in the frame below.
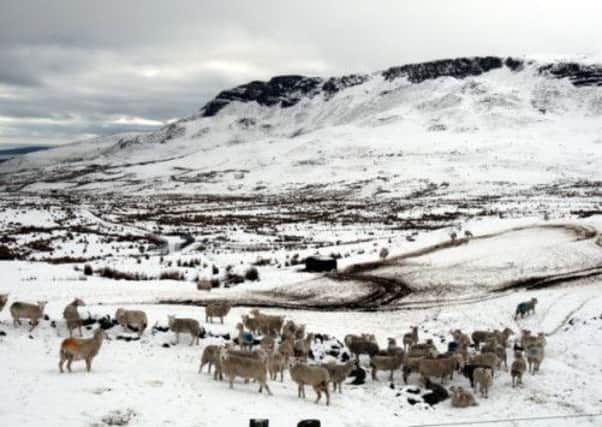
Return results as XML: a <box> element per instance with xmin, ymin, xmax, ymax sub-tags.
<box><xmin>539</xmin><ymin>62</ymin><xmax>602</xmax><ymax>87</ymax></box>
<box><xmin>382</xmin><ymin>56</ymin><xmax>504</xmax><ymax>82</ymax></box>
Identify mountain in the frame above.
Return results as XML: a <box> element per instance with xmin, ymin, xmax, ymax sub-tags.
<box><xmin>1</xmin><ymin>56</ymin><xmax>601</xmax><ymax>197</ymax></box>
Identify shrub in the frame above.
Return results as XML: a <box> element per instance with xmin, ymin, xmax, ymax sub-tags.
<box><xmin>83</xmin><ymin>264</ymin><xmax>93</xmax><ymax>275</ymax></box>
<box><xmin>244</xmin><ymin>267</ymin><xmax>260</xmax><ymax>281</ymax></box>
<box><xmin>225</xmin><ymin>273</ymin><xmax>244</xmax><ymax>285</ymax></box>
<box><xmin>252</xmin><ymin>257</ymin><xmax>271</xmax><ymax>266</ymax></box>
<box><xmin>212</xmin><ymin>265</ymin><xmax>219</xmax><ymax>275</ymax></box>
<box><xmin>159</xmin><ymin>270</ymin><xmax>185</xmax><ymax>281</ymax></box>
<box><xmin>0</xmin><ymin>245</ymin><xmax>16</xmax><ymax>260</ymax></box>
<box><xmin>379</xmin><ymin>247</ymin><xmax>389</xmax><ymax>259</ymax></box>
<box><xmin>210</xmin><ymin>277</ymin><xmax>220</xmax><ymax>288</ymax></box>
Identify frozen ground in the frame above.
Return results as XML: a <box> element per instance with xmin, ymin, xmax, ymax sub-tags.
<box><xmin>1</xmin><ymin>216</ymin><xmax>602</xmax><ymax>426</ymax></box>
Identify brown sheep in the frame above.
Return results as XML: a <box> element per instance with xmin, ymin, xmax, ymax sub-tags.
<box><xmin>511</xmin><ymin>351</ymin><xmax>527</xmax><ymax>387</ymax></box>
<box><xmin>403</xmin><ymin>326</ymin><xmax>419</xmax><ymax>351</ymax></box>
<box><xmin>418</xmin><ymin>357</ymin><xmax>457</xmax><ymax>383</ymax></box>
<box><xmin>205</xmin><ymin>302</ymin><xmax>231</xmax><ymax>324</ymax></box>
<box><xmin>321</xmin><ymin>361</ymin><xmax>355</xmax><ymax>393</ymax></box>
<box><xmin>370</xmin><ymin>353</ymin><xmax>404</xmax><ymax>381</ymax></box>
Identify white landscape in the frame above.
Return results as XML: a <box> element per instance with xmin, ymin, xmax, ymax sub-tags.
<box><xmin>1</xmin><ymin>3</ymin><xmax>602</xmax><ymax>426</ymax></box>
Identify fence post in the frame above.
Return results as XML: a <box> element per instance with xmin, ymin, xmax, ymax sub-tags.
<box><xmin>249</xmin><ymin>419</ymin><xmax>269</xmax><ymax>427</ymax></box>
<box><xmin>298</xmin><ymin>420</ymin><xmax>321</xmax><ymax>427</ymax></box>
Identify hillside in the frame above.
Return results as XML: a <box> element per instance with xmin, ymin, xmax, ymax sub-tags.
<box><xmin>1</xmin><ymin>56</ymin><xmax>601</xmax><ymax>199</ymax></box>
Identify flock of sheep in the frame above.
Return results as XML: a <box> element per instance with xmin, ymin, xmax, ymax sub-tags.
<box><xmin>0</xmin><ymin>293</ymin><xmax>547</xmax><ymax>408</ymax></box>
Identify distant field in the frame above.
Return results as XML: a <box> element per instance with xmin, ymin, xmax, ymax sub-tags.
<box><xmin>0</xmin><ymin>144</ymin><xmax>55</xmax><ymax>161</ymax></box>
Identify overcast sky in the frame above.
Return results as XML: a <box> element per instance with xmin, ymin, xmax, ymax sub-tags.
<box><xmin>1</xmin><ymin>0</ymin><xmax>601</xmax><ymax>146</ymax></box>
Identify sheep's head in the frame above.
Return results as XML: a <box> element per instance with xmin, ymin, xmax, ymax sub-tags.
<box><xmin>74</xmin><ymin>298</ymin><xmax>85</xmax><ymax>307</ymax></box>
<box><xmin>95</xmin><ymin>327</ymin><xmax>110</xmax><ymax>340</ymax></box>
<box><xmin>38</xmin><ymin>301</ymin><xmax>48</xmax><ymax>310</ymax></box>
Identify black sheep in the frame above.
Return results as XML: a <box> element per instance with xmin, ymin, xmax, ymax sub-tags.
<box><xmin>422</xmin><ymin>378</ymin><xmax>449</xmax><ymax>405</ymax></box>
<box><xmin>348</xmin><ymin>365</ymin><xmax>366</xmax><ymax>385</ymax></box>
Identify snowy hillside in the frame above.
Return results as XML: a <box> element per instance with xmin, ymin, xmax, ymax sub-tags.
<box><xmin>1</xmin><ymin>56</ymin><xmax>601</xmax><ymax>198</ymax></box>
<box><xmin>2</xmin><ymin>55</ymin><xmax>602</xmax><ymax>427</ymax></box>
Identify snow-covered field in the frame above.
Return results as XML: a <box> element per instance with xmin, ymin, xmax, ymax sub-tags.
<box><xmin>1</xmin><ymin>215</ymin><xmax>602</xmax><ymax>426</ymax></box>
<box><xmin>1</xmin><ymin>56</ymin><xmax>602</xmax><ymax>426</ymax></box>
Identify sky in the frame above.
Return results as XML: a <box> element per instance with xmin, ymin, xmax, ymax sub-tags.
<box><xmin>1</xmin><ymin>0</ymin><xmax>601</xmax><ymax>146</ymax></box>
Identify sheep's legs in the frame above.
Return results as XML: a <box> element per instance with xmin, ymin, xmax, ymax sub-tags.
<box><xmin>29</xmin><ymin>320</ymin><xmax>39</xmax><ymax>332</ymax></box>
<box><xmin>314</xmin><ymin>387</ymin><xmax>321</xmax><ymax>404</ymax></box>
<box><xmin>85</xmin><ymin>358</ymin><xmax>92</xmax><ymax>372</ymax></box>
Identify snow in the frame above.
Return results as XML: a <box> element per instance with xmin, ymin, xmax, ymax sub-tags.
<box><xmin>1</xmin><ymin>56</ymin><xmax>602</xmax><ymax>426</ymax></box>
<box><xmin>1</xmin><ymin>220</ymin><xmax>602</xmax><ymax>426</ymax></box>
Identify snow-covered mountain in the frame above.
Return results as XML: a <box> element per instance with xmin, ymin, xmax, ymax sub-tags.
<box><xmin>1</xmin><ymin>56</ymin><xmax>601</xmax><ymax>196</ymax></box>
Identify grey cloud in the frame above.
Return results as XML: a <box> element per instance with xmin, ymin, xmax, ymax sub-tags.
<box><xmin>0</xmin><ymin>0</ymin><xmax>601</xmax><ymax>144</ymax></box>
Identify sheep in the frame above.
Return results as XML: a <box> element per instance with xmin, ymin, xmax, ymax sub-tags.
<box><xmin>168</xmin><ymin>315</ymin><xmax>201</xmax><ymax>345</ymax></box>
<box><xmin>494</xmin><ymin>328</ymin><xmax>515</xmax><ymax>348</ymax></box>
<box><xmin>462</xmin><ymin>364</ymin><xmax>494</xmax><ymax>388</ymax></box>
<box><xmin>471</xmin><ymin>330</ymin><xmax>496</xmax><ymax>348</ymax></box>
<box><xmin>345</xmin><ymin>335</ymin><xmax>380</xmax><ymax>361</ymax></box>
<box><xmin>199</xmin><ymin>344</ymin><xmax>223</xmax><ymax>380</ymax></box>
<box><xmin>223</xmin><ymin>345</ymin><xmax>266</xmax><ymax>360</ymax></box>
<box><xmin>526</xmin><ymin>344</ymin><xmax>544</xmax><ymax>374</ymax></box>
<box><xmin>220</xmin><ymin>348</ymin><xmax>271</xmax><ymax>395</ymax></box>
<box><xmin>115</xmin><ymin>308</ymin><xmax>148</xmax><ymax>337</ymax></box>
<box><xmin>450</xmin><ymin>329</ymin><xmax>471</xmax><ymax>349</ymax></box>
<box><xmin>386</xmin><ymin>338</ymin><xmax>404</xmax><ymax>356</ymax></box>
<box><xmin>481</xmin><ymin>339</ymin><xmax>507</xmax><ymax>370</ymax></box>
<box><xmin>511</xmin><ymin>351</ymin><xmax>527</xmax><ymax>387</ymax></box>
<box><xmin>59</xmin><ymin>327</ymin><xmax>108</xmax><ymax>373</ymax></box>
<box><xmin>321</xmin><ymin>361</ymin><xmax>354</xmax><ymax>393</ymax></box>
<box><xmin>515</xmin><ymin>298</ymin><xmax>538</xmax><ymax>320</ymax></box>
<box><xmin>294</xmin><ymin>333</ymin><xmax>314</xmax><ymax>360</ymax></box>
<box><xmin>241</xmin><ymin>314</ymin><xmax>260</xmax><ymax>335</ymax></box>
<box><xmin>473</xmin><ymin>367</ymin><xmax>493</xmax><ymax>398</ymax></box>
<box><xmin>522</xmin><ymin>331</ymin><xmax>546</xmax><ymax>349</ymax></box>
<box><xmin>196</xmin><ymin>279</ymin><xmax>212</xmax><ymax>291</ymax></box>
<box><xmin>282</xmin><ymin>320</ymin><xmax>304</xmax><ymax>340</ymax></box>
<box><xmin>0</xmin><ymin>294</ymin><xmax>8</xmax><ymax>313</ymax></box>
<box><xmin>450</xmin><ymin>386</ymin><xmax>478</xmax><ymax>408</ymax></box>
<box><xmin>422</xmin><ymin>377</ymin><xmax>450</xmax><ymax>405</ymax></box>
<box><xmin>260</xmin><ymin>335</ymin><xmax>276</xmax><ymax>354</ymax></box>
<box><xmin>450</xmin><ymin>231</ymin><xmax>458</xmax><ymax>241</ymax></box>
<box><xmin>469</xmin><ymin>353</ymin><xmax>499</xmax><ymax>377</ymax></box>
<box><xmin>249</xmin><ymin>309</ymin><xmax>284</xmax><ymax>336</ymax></box>
<box><xmin>289</xmin><ymin>360</ymin><xmax>330</xmax><ymax>405</ymax></box>
<box><xmin>236</xmin><ymin>323</ymin><xmax>255</xmax><ymax>351</ymax></box>
<box><xmin>63</xmin><ymin>298</ymin><xmax>85</xmax><ymax>337</ymax></box>
<box><xmin>344</xmin><ymin>334</ymin><xmax>376</xmax><ymax>346</ymax></box>
<box><xmin>464</xmin><ymin>230</ymin><xmax>473</xmax><ymax>239</ymax></box>
<box><xmin>418</xmin><ymin>357</ymin><xmax>457</xmax><ymax>383</ymax></box>
<box><xmin>278</xmin><ymin>337</ymin><xmax>294</xmax><ymax>363</ymax></box>
<box><xmin>370</xmin><ymin>352</ymin><xmax>404</xmax><ymax>381</ymax></box>
<box><xmin>268</xmin><ymin>351</ymin><xmax>286</xmax><ymax>382</ymax></box>
<box><xmin>403</xmin><ymin>326</ymin><xmax>419</xmax><ymax>351</ymax></box>
<box><xmin>10</xmin><ymin>301</ymin><xmax>47</xmax><ymax>331</ymax></box>
<box><xmin>402</xmin><ymin>354</ymin><xmax>425</xmax><ymax>384</ymax></box>
<box><xmin>205</xmin><ymin>302</ymin><xmax>231</xmax><ymax>324</ymax></box>
<box><xmin>409</xmin><ymin>340</ymin><xmax>438</xmax><ymax>358</ymax></box>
